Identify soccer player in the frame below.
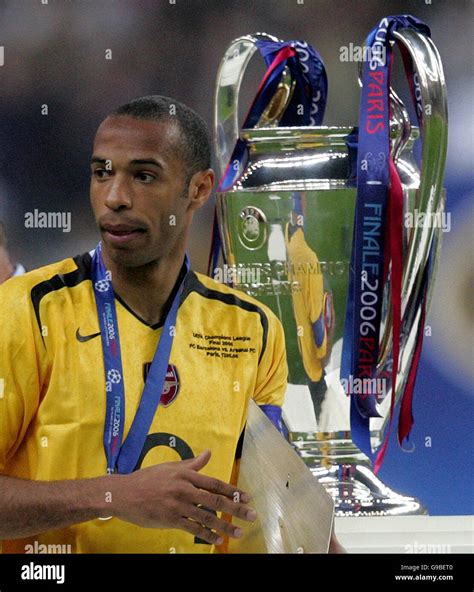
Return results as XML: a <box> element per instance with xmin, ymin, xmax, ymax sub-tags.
<box><xmin>0</xmin><ymin>95</ymin><xmax>291</xmax><ymax>554</ymax></box>
<box><xmin>0</xmin><ymin>96</ymin><xmax>343</xmax><ymax>554</ymax></box>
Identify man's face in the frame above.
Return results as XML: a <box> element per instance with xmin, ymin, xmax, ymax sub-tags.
<box><xmin>90</xmin><ymin>115</ymin><xmax>196</xmax><ymax>268</ymax></box>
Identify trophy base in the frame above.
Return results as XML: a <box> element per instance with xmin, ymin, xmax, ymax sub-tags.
<box><xmin>291</xmin><ymin>432</ymin><xmax>428</xmax><ymax>517</ymax></box>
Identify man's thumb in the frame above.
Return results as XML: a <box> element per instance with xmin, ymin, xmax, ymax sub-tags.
<box><xmin>182</xmin><ymin>449</ymin><xmax>211</xmax><ymax>471</ymax></box>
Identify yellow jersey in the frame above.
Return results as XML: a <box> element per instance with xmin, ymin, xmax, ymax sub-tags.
<box><xmin>0</xmin><ymin>251</ymin><xmax>287</xmax><ymax>553</ymax></box>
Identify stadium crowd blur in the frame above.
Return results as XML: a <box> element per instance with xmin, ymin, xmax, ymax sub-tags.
<box><xmin>0</xmin><ymin>0</ymin><xmax>470</xmax><ymax>272</ymax></box>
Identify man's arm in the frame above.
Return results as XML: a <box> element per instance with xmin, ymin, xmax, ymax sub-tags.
<box><xmin>0</xmin><ymin>474</ymin><xmax>110</xmax><ymax>539</ymax></box>
<box><xmin>0</xmin><ymin>450</ymin><xmax>256</xmax><ymax>545</ymax></box>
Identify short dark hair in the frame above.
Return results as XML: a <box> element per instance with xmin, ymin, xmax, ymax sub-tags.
<box><xmin>110</xmin><ymin>95</ymin><xmax>211</xmax><ymax>184</ymax></box>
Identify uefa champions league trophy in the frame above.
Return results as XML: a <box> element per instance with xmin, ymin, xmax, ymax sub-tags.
<box><xmin>212</xmin><ymin>24</ymin><xmax>447</xmax><ymax>516</ymax></box>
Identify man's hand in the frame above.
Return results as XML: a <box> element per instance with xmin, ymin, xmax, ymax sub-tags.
<box><xmin>111</xmin><ymin>449</ymin><xmax>256</xmax><ymax>545</ymax></box>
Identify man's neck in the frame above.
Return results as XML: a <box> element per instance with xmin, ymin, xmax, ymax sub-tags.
<box><xmin>102</xmin><ymin>249</ymin><xmax>186</xmax><ymax>327</ymax></box>
<box><xmin>0</xmin><ymin>248</ymin><xmax>14</xmax><ymax>284</ymax></box>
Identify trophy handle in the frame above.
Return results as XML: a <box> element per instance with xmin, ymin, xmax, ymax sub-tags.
<box><xmin>375</xmin><ymin>28</ymin><xmax>448</xmax><ymax>424</ymax></box>
<box><xmin>213</xmin><ymin>32</ymin><xmax>284</xmax><ymax>178</ymax></box>
<box><xmin>393</xmin><ymin>27</ymin><xmax>448</xmax><ymax>311</ymax></box>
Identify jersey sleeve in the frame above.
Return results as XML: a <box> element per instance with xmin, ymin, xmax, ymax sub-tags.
<box><xmin>252</xmin><ymin>308</ymin><xmax>288</xmax><ymax>410</ymax></box>
<box><xmin>0</xmin><ymin>278</ymin><xmax>44</xmax><ymax>473</ymax></box>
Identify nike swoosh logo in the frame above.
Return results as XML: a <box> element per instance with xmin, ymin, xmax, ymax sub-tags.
<box><xmin>76</xmin><ymin>328</ymin><xmax>101</xmax><ymax>342</ymax></box>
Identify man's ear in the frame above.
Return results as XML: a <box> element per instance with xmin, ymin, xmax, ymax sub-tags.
<box><xmin>187</xmin><ymin>169</ymin><xmax>215</xmax><ymax>211</ymax></box>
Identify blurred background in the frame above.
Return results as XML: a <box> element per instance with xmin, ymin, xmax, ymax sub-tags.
<box><xmin>0</xmin><ymin>0</ymin><xmax>472</xmax><ymax>515</ymax></box>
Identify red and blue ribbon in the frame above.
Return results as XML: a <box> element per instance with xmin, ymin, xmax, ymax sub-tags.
<box><xmin>340</xmin><ymin>15</ymin><xmax>432</xmax><ymax>470</ymax></box>
<box><xmin>209</xmin><ymin>38</ymin><xmax>328</xmax><ymax>276</ymax></box>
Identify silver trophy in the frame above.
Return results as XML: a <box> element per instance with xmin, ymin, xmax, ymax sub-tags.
<box><xmin>213</xmin><ymin>31</ymin><xmax>447</xmax><ymax>516</ymax></box>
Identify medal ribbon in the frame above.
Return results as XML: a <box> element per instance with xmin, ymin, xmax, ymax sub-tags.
<box><xmin>92</xmin><ymin>243</ymin><xmax>189</xmax><ymax>474</ymax></box>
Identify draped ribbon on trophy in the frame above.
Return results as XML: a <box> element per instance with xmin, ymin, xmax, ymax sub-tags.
<box><xmin>340</xmin><ymin>15</ymin><xmax>434</xmax><ymax>470</ymax></box>
<box><xmin>208</xmin><ymin>38</ymin><xmax>328</xmax><ymax>276</ymax></box>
